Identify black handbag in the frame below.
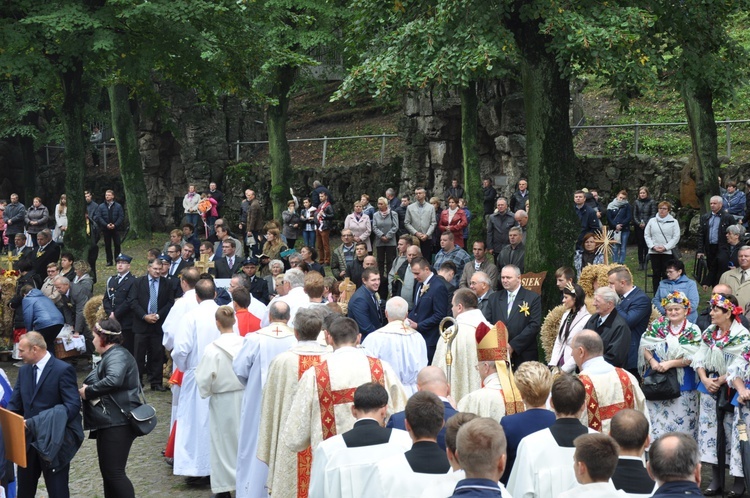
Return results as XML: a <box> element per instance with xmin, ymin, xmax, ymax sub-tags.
<box><xmin>642</xmin><ymin>369</ymin><xmax>680</xmax><ymax>401</ymax></box>
<box><xmin>718</xmin><ymin>385</ymin><xmax>737</xmax><ymax>414</ymax></box>
<box><xmin>111</xmin><ymin>385</ymin><xmax>158</xmax><ymax>437</ymax></box>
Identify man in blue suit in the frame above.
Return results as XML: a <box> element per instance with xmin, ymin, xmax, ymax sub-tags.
<box><xmin>607</xmin><ymin>266</ymin><xmax>651</xmax><ymax>379</ymax></box>
<box><xmin>387</xmin><ymin>366</ymin><xmax>457</xmax><ymax>450</ymax></box>
<box><xmin>8</xmin><ymin>331</ymin><xmax>83</xmax><ymax>498</ymax></box>
<box><xmin>407</xmin><ymin>257</ymin><xmax>449</xmax><ymax>363</ymax></box>
<box><xmin>347</xmin><ymin>268</ymin><xmax>383</xmax><ymax>339</ymax></box>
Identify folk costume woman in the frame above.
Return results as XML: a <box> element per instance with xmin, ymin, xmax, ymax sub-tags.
<box><xmin>639</xmin><ymin>291</ymin><xmax>701</xmax><ymax>441</ymax></box>
<box><xmin>692</xmin><ymin>293</ymin><xmax>750</xmax><ymax>497</ymax></box>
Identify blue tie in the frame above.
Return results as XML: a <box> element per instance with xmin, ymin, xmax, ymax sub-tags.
<box><xmin>32</xmin><ymin>365</ymin><xmax>38</xmax><ymax>385</ymax></box>
<box><xmin>149</xmin><ymin>279</ymin><xmax>158</xmax><ymax>314</ymax></box>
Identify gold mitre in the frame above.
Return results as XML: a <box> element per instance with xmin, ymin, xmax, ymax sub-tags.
<box><xmin>475</xmin><ymin>321</ymin><xmax>525</xmax><ymax>415</ymax></box>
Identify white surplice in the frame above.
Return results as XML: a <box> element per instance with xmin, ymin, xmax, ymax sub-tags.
<box><xmin>162</xmin><ymin>289</ymin><xmax>199</xmax><ymax>428</ymax></box>
<box><xmin>260</xmin><ymin>286</ymin><xmax>310</xmax><ymax>327</ymax></box>
<box><xmin>418</xmin><ymin>470</ymin><xmax>513</xmax><ymax>498</ymax></box>
<box><xmin>457</xmin><ymin>372</ymin><xmax>507</xmax><ymax>420</ymax></box>
<box><xmin>233</xmin><ymin>322</ymin><xmax>297</xmax><ymax>498</ymax></box>
<box><xmin>282</xmin><ymin>347</ymin><xmax>409</xmax><ymax>454</ymax></box>
<box><xmin>195</xmin><ymin>333</ymin><xmax>245</xmax><ymax>493</ymax></box>
<box><xmin>362</xmin><ymin>319</ymin><xmax>428</xmax><ymax>395</ymax></box>
<box><xmin>309</xmin><ymin>428</ymin><xmax>412</xmax><ymax>498</ymax></box>
<box><xmin>507</xmin><ymin>426</ymin><xmax>596</xmax><ymax>498</ymax></box>
<box><xmin>172</xmin><ymin>299</ymin><xmax>221</xmax><ymax>477</ymax></box>
<box><xmin>257</xmin><ymin>341</ymin><xmax>330</xmax><ymax>498</ymax></box>
<box><xmin>578</xmin><ymin>357</ymin><xmax>649</xmax><ymax>434</ymax></box>
<box><xmin>558</xmin><ymin>482</ymin><xmax>627</xmax><ymax>498</ymax></box>
<box><xmin>366</xmin><ymin>453</ymin><xmax>442</xmax><ymax>498</ymax></box>
<box><xmin>432</xmin><ymin>308</ymin><xmax>488</xmax><ymax>403</ymax></box>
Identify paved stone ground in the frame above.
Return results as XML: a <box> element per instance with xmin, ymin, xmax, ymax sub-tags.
<box><xmin>2</xmin><ymin>360</ymin><xmax>211</xmax><ymax>498</ymax></box>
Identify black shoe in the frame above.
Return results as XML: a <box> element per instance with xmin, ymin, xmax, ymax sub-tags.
<box><xmin>729</xmin><ymin>477</ymin><xmax>746</xmax><ymax>497</ymax></box>
<box><xmin>105</xmin><ymin>262</ymin><xmax>113</xmax><ymax>267</ymax></box>
<box><xmin>151</xmin><ymin>384</ymin><xmax>168</xmax><ymax>392</ymax></box>
<box><xmin>705</xmin><ymin>464</ymin><xmax>723</xmax><ymax>496</ymax></box>
<box><xmin>185</xmin><ymin>476</ymin><xmax>210</xmax><ymax>487</ymax></box>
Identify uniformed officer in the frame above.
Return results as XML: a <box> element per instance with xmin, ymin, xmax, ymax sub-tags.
<box><xmin>103</xmin><ymin>253</ymin><xmax>136</xmax><ymax>353</ymax></box>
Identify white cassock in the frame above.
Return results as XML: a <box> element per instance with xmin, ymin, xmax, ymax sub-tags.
<box><xmin>309</xmin><ymin>427</ymin><xmax>412</xmax><ymax>498</ymax></box>
<box><xmin>432</xmin><ymin>308</ymin><xmax>488</xmax><ymax>403</ymax></box>
<box><xmin>362</xmin><ymin>319</ymin><xmax>428</xmax><ymax>395</ymax></box>
<box><xmin>418</xmin><ymin>470</ymin><xmax>513</xmax><ymax>498</ymax></box>
<box><xmin>172</xmin><ymin>299</ymin><xmax>223</xmax><ymax>477</ymax></box>
<box><xmin>558</xmin><ymin>482</ymin><xmax>628</xmax><ymax>498</ymax></box>
<box><xmin>282</xmin><ymin>346</ymin><xmax>409</xmax><ymax>454</ymax></box>
<box><xmin>195</xmin><ymin>333</ymin><xmax>245</xmax><ymax>494</ymax></box>
<box><xmin>578</xmin><ymin>356</ymin><xmax>649</xmax><ymax>434</ymax></box>
<box><xmin>507</xmin><ymin>425</ymin><xmax>597</xmax><ymax>498</ymax></box>
<box><xmin>457</xmin><ymin>372</ymin><xmax>507</xmax><ymax>420</ymax></box>
<box><xmin>257</xmin><ymin>341</ymin><xmax>329</xmax><ymax>498</ymax></box>
<box><xmin>365</xmin><ymin>453</ymin><xmax>441</xmax><ymax>498</ymax></box>
<box><xmin>161</xmin><ymin>289</ymin><xmax>199</xmax><ymax>427</ymax></box>
<box><xmin>260</xmin><ymin>286</ymin><xmax>310</xmax><ymax>327</ymax></box>
<box><xmin>233</xmin><ymin>322</ymin><xmax>297</xmax><ymax>498</ymax></box>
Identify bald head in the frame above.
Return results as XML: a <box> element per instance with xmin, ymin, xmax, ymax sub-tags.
<box><xmin>713</xmin><ymin>284</ymin><xmax>733</xmax><ymax>295</ymax></box>
<box><xmin>416</xmin><ymin>366</ymin><xmax>450</xmax><ymax>397</ymax></box>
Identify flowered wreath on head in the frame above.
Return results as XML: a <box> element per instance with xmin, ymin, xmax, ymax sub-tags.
<box><xmin>661</xmin><ymin>291</ymin><xmax>691</xmax><ymax>314</ymax></box>
<box><xmin>710</xmin><ymin>293</ymin><xmax>744</xmax><ymax>322</ymax></box>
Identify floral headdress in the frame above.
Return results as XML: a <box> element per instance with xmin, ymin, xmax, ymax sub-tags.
<box><xmin>710</xmin><ymin>293</ymin><xmax>744</xmax><ymax>322</ymax></box>
<box><xmin>661</xmin><ymin>291</ymin><xmax>691</xmax><ymax>314</ymax></box>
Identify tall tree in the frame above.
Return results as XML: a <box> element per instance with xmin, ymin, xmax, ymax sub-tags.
<box><xmin>339</xmin><ymin>0</ymin><xmax>657</xmax><ymax>308</ymax></box>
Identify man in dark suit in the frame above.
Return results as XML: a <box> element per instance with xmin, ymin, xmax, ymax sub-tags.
<box><xmin>407</xmin><ymin>257</ymin><xmax>449</xmax><ymax>364</ymax></box>
<box><xmin>10</xmin><ymin>233</ymin><xmax>33</xmax><ymax>267</ymax></box>
<box><xmin>387</xmin><ymin>366</ymin><xmax>457</xmax><ymax>450</ymax></box>
<box><xmin>485</xmin><ymin>264</ymin><xmax>542</xmax><ymax>368</ymax></box>
<box><xmin>698</xmin><ymin>195</ymin><xmax>736</xmax><ymax>287</ymax></box>
<box><xmin>574</xmin><ymin>190</ymin><xmax>600</xmax><ymax>249</ymax></box>
<box><xmin>214</xmin><ymin>239</ymin><xmax>242</xmax><ymax>278</ymax></box>
<box><xmin>128</xmin><ymin>258</ymin><xmax>174</xmax><ymax>391</ymax></box>
<box><xmin>95</xmin><ymin>189</ymin><xmax>125</xmax><ymax>266</ymax></box>
<box><xmin>609</xmin><ymin>409</ymin><xmax>656</xmax><ymax>496</ymax></box>
<box><xmin>240</xmin><ymin>257</ymin><xmax>270</xmax><ymax>304</ymax></box>
<box><xmin>103</xmin><ymin>254</ymin><xmax>137</xmax><ymax>354</ymax></box>
<box><xmin>8</xmin><ymin>331</ymin><xmax>84</xmax><ymax>498</ymax></box>
<box><xmin>608</xmin><ymin>266</ymin><xmax>652</xmax><ymax>378</ymax></box>
<box><xmin>347</xmin><ymin>268</ymin><xmax>384</xmax><ymax>339</ymax></box>
<box><xmin>584</xmin><ymin>287</ymin><xmax>631</xmax><ymax>368</ymax></box>
<box><xmin>31</xmin><ymin>230</ymin><xmax>60</xmax><ymax>276</ymax></box>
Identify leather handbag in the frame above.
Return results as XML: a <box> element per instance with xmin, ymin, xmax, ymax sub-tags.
<box><xmin>642</xmin><ymin>369</ymin><xmax>680</xmax><ymax>401</ymax></box>
<box><xmin>718</xmin><ymin>385</ymin><xmax>737</xmax><ymax>414</ymax></box>
<box><xmin>111</xmin><ymin>385</ymin><xmax>158</xmax><ymax>436</ymax></box>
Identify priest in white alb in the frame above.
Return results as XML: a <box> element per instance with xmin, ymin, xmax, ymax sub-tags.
<box><xmin>195</xmin><ymin>305</ymin><xmax>246</xmax><ymax>497</ymax></box>
<box><xmin>257</xmin><ymin>307</ymin><xmax>330</xmax><ymax>498</ymax></box>
<box><xmin>572</xmin><ymin>330</ymin><xmax>649</xmax><ymax>433</ymax></box>
<box><xmin>433</xmin><ymin>288</ymin><xmax>490</xmax><ymax>403</ymax></box>
<box><xmin>161</xmin><ymin>267</ymin><xmax>200</xmax><ymax>462</ymax></box>
<box><xmin>171</xmin><ymin>278</ymin><xmax>224</xmax><ymax>480</ymax></box>
<box><xmin>362</xmin><ymin>296</ymin><xmax>427</xmax><ymax>394</ymax></box>
<box><xmin>308</xmin><ymin>382</ymin><xmax>412</xmax><ymax>498</ymax></box>
<box><xmin>261</xmin><ymin>268</ymin><xmax>310</xmax><ymax>327</ymax></box>
<box><xmin>457</xmin><ymin>320</ymin><xmax>525</xmax><ymax>420</ymax></box>
<box><xmin>282</xmin><ymin>316</ymin><xmax>408</xmax><ymax>465</ymax></box>
<box><xmin>233</xmin><ymin>301</ymin><xmax>298</xmax><ymax>498</ymax></box>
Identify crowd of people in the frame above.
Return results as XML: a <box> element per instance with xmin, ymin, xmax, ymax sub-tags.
<box><xmin>2</xmin><ymin>176</ymin><xmax>750</xmax><ymax>498</ymax></box>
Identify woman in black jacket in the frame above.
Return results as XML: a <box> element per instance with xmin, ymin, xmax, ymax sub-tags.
<box><xmin>79</xmin><ymin>318</ymin><xmax>140</xmax><ymax>498</ymax></box>
<box><xmin>633</xmin><ymin>186</ymin><xmax>658</xmax><ymax>270</ymax></box>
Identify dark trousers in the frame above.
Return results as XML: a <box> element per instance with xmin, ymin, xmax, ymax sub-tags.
<box><xmin>37</xmin><ymin>323</ymin><xmax>63</xmax><ymax>357</ymax></box>
<box><xmin>650</xmin><ymin>253</ymin><xmax>673</xmax><ymax>294</ymax></box>
<box><xmin>634</xmin><ymin>225</ymin><xmax>648</xmax><ymax>264</ymax></box>
<box><xmin>88</xmin><ymin>232</ymin><xmax>100</xmax><ymax>282</ymax></box>
<box><xmin>102</xmin><ymin>229</ymin><xmax>121</xmax><ymax>264</ymax></box>
<box><xmin>96</xmin><ymin>425</ymin><xmax>136</xmax><ymax>498</ymax></box>
<box><xmin>122</xmin><ymin>328</ymin><xmax>134</xmax><ymax>356</ymax></box>
<box><xmin>134</xmin><ymin>332</ymin><xmax>164</xmax><ymax>387</ymax></box>
<box><xmin>704</xmin><ymin>243</ymin><xmax>721</xmax><ymax>287</ymax></box>
<box><xmin>376</xmin><ymin>245</ymin><xmax>397</xmax><ymax>299</ymax></box>
<box><xmin>419</xmin><ymin>238</ymin><xmax>433</xmax><ymax>263</ymax></box>
<box><xmin>18</xmin><ymin>446</ymin><xmax>69</xmax><ymax>498</ymax></box>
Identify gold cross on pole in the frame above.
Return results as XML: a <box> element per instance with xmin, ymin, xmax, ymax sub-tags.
<box><xmin>592</xmin><ymin>226</ymin><xmax>614</xmax><ymax>266</ymax></box>
<box><xmin>193</xmin><ymin>253</ymin><xmax>215</xmax><ymax>274</ymax></box>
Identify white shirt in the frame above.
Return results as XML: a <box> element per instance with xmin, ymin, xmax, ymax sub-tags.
<box><xmin>34</xmin><ymin>352</ymin><xmax>52</xmax><ymax>383</ymax></box>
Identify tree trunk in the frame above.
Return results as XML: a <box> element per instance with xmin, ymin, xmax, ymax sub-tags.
<box><xmin>108</xmin><ymin>83</ymin><xmax>152</xmax><ymax>238</ymax></box>
<box><xmin>58</xmin><ymin>62</ymin><xmax>88</xmax><ymax>259</ymax></box>
<box><xmin>460</xmin><ymin>84</ymin><xmax>484</xmax><ymax>244</ymax></box>
<box><xmin>267</xmin><ymin>64</ymin><xmax>296</xmax><ymax>222</ymax></box>
<box><xmin>681</xmin><ymin>81</ymin><xmax>719</xmax><ymax>213</ymax></box>
<box><xmin>512</xmin><ymin>19</ymin><xmax>579</xmax><ymax>312</ymax></box>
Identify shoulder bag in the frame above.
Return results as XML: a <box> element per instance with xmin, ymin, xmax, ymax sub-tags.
<box><xmin>642</xmin><ymin>368</ymin><xmax>680</xmax><ymax>401</ymax></box>
<box><xmin>110</xmin><ymin>384</ymin><xmax>158</xmax><ymax>436</ymax></box>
